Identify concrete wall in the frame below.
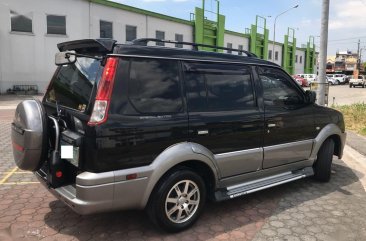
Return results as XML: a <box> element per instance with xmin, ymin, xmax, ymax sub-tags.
<box><xmin>224</xmin><ymin>33</ymin><xmax>249</xmax><ymax>54</ymax></box>
<box><xmin>0</xmin><ymin>0</ymin><xmax>310</xmax><ymax>93</ymax></box>
<box><xmin>295</xmin><ymin>49</ymin><xmax>306</xmax><ymax>74</ymax></box>
<box><xmin>0</xmin><ymin>0</ymin><xmax>89</xmax><ymax>93</ymax></box>
<box><xmin>146</xmin><ymin>16</ymin><xmax>193</xmax><ymax>49</ymax></box>
<box><xmin>0</xmin><ymin>0</ymin><xmax>196</xmax><ymax>93</ymax></box>
<box><xmin>90</xmin><ymin>2</ymin><xmax>147</xmax><ymax>42</ymax></box>
<box><xmin>268</xmin><ymin>43</ymin><xmax>283</xmax><ymax>66</ymax></box>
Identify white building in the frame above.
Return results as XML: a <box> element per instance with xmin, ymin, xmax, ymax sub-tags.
<box><xmin>0</xmin><ymin>0</ymin><xmax>310</xmax><ymax>94</ymax></box>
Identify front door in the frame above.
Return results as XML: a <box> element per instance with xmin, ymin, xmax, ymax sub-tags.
<box><xmin>184</xmin><ymin>61</ymin><xmax>264</xmax><ymax>177</ymax></box>
<box><xmin>257</xmin><ymin>66</ymin><xmax>316</xmax><ymax>169</ymax></box>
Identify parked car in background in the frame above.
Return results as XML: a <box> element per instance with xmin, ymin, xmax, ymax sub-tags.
<box><xmin>297</xmin><ymin>74</ymin><xmax>317</xmax><ymax>84</ymax></box>
<box><xmin>345</xmin><ymin>75</ymin><xmax>352</xmax><ymax>83</ymax></box>
<box><xmin>326</xmin><ymin>76</ymin><xmax>338</xmax><ymax>85</ymax></box>
<box><xmin>327</xmin><ymin>74</ymin><xmax>346</xmax><ymax>85</ymax></box>
<box><xmin>292</xmin><ymin>75</ymin><xmax>309</xmax><ymax>87</ymax></box>
<box><xmin>349</xmin><ymin>75</ymin><xmax>366</xmax><ymax>88</ymax></box>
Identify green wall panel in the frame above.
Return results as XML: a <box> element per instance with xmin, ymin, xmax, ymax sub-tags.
<box><xmin>194</xmin><ymin>7</ymin><xmax>225</xmax><ymax>52</ymax></box>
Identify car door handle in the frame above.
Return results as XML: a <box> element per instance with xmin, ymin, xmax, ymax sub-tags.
<box><xmin>267</xmin><ymin>123</ymin><xmax>276</xmax><ymax>128</ymax></box>
<box><xmin>197</xmin><ymin>130</ymin><xmax>209</xmax><ymax>135</ymax></box>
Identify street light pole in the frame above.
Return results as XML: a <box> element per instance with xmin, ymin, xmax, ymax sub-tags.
<box><xmin>272</xmin><ymin>5</ymin><xmax>299</xmax><ymax>62</ymax></box>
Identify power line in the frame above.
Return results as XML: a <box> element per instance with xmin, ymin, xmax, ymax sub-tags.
<box><xmin>327</xmin><ymin>41</ymin><xmax>366</xmax><ymax>45</ymax></box>
<box><xmin>328</xmin><ymin>36</ymin><xmax>366</xmax><ymax>42</ymax></box>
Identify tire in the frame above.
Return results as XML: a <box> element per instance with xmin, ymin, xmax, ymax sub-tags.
<box><xmin>147</xmin><ymin>168</ymin><xmax>206</xmax><ymax>232</ymax></box>
<box><xmin>313</xmin><ymin>138</ymin><xmax>335</xmax><ymax>182</ymax></box>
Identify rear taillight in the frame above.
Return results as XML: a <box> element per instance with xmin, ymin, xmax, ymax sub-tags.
<box><xmin>88</xmin><ymin>57</ymin><xmax>118</xmax><ymax>126</ymax></box>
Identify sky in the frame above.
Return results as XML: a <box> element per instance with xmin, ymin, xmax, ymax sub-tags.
<box><xmin>111</xmin><ymin>0</ymin><xmax>366</xmax><ymax>59</ymax></box>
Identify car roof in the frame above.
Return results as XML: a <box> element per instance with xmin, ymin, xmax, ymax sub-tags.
<box><xmin>113</xmin><ymin>44</ymin><xmax>280</xmax><ymax>67</ymax></box>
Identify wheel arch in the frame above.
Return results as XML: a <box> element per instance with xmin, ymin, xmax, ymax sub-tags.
<box><xmin>329</xmin><ymin>134</ymin><xmax>342</xmax><ymax>157</ymax></box>
<box><xmin>140</xmin><ymin>142</ymin><xmax>220</xmax><ymax>208</ymax></box>
<box><xmin>310</xmin><ymin>124</ymin><xmax>346</xmax><ymax>160</ymax></box>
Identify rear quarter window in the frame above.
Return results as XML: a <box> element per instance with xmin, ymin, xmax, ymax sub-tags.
<box><xmin>127</xmin><ymin>58</ymin><xmax>183</xmax><ymax>114</ymax></box>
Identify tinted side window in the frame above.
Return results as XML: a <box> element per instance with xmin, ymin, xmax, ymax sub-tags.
<box><xmin>185</xmin><ymin>63</ymin><xmax>255</xmax><ymax>112</ymax></box>
<box><xmin>128</xmin><ymin>59</ymin><xmax>182</xmax><ymax>113</ymax></box>
<box><xmin>258</xmin><ymin>67</ymin><xmax>304</xmax><ymax>106</ymax></box>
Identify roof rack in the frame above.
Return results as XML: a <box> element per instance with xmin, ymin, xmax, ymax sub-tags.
<box><xmin>131</xmin><ymin>38</ymin><xmax>257</xmax><ymax>58</ymax></box>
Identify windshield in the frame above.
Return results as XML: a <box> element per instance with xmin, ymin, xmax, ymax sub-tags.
<box><xmin>45</xmin><ymin>57</ymin><xmax>102</xmax><ymax>112</ymax></box>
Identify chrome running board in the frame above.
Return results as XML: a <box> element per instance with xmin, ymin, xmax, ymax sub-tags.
<box><xmin>215</xmin><ymin>167</ymin><xmax>314</xmax><ymax>201</ymax></box>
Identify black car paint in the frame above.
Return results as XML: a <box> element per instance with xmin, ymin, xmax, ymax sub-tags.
<box><xmin>42</xmin><ymin>43</ymin><xmax>342</xmax><ymax>175</ymax></box>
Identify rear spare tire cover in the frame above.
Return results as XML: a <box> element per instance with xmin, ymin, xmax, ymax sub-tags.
<box><xmin>11</xmin><ymin>99</ymin><xmax>48</xmax><ymax>171</ymax></box>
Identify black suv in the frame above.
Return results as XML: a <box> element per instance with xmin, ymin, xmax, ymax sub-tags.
<box><xmin>11</xmin><ymin>39</ymin><xmax>346</xmax><ymax>232</ymax></box>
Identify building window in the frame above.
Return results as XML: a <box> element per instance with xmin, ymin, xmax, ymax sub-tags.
<box><xmin>275</xmin><ymin>51</ymin><xmax>279</xmax><ymax>61</ymax></box>
<box><xmin>47</xmin><ymin>15</ymin><xmax>66</xmax><ymax>35</ymax></box>
<box><xmin>268</xmin><ymin>50</ymin><xmax>273</xmax><ymax>60</ymax></box>
<box><xmin>175</xmin><ymin>34</ymin><xmax>183</xmax><ymax>48</ymax></box>
<box><xmin>10</xmin><ymin>10</ymin><xmax>32</xmax><ymax>33</ymax></box>
<box><xmin>295</xmin><ymin>55</ymin><xmax>298</xmax><ymax>63</ymax></box>
<box><xmin>126</xmin><ymin>25</ymin><xmax>137</xmax><ymax>42</ymax></box>
<box><xmin>227</xmin><ymin>43</ymin><xmax>232</xmax><ymax>54</ymax></box>
<box><xmin>156</xmin><ymin>31</ymin><xmax>165</xmax><ymax>46</ymax></box>
<box><xmin>100</xmin><ymin>20</ymin><xmax>112</xmax><ymax>38</ymax></box>
<box><xmin>238</xmin><ymin>45</ymin><xmax>243</xmax><ymax>55</ymax></box>
<box><xmin>300</xmin><ymin>56</ymin><xmax>303</xmax><ymax>64</ymax></box>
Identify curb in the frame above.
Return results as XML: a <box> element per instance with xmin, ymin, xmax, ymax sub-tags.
<box><xmin>0</xmin><ymin>106</ymin><xmax>16</xmax><ymax>110</ymax></box>
<box><xmin>342</xmin><ymin>145</ymin><xmax>366</xmax><ymax>191</ymax></box>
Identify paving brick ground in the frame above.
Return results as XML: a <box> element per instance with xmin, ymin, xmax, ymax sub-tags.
<box><xmin>1</xmin><ymin>107</ymin><xmax>366</xmax><ymax>241</ymax></box>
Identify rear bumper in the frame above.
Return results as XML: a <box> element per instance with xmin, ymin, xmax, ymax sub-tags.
<box><xmin>35</xmin><ymin>167</ymin><xmax>152</xmax><ymax>215</ymax></box>
<box><xmin>350</xmin><ymin>81</ymin><xmax>364</xmax><ymax>85</ymax></box>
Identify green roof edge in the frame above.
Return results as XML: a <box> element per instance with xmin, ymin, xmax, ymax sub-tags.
<box><xmin>90</xmin><ymin>0</ymin><xmax>308</xmax><ymax>52</ymax></box>
<box><xmin>90</xmin><ymin>0</ymin><xmax>194</xmax><ymax>26</ymax></box>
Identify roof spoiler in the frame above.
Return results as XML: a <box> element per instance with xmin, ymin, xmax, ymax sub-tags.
<box><xmin>57</xmin><ymin>39</ymin><xmax>117</xmax><ymax>54</ymax></box>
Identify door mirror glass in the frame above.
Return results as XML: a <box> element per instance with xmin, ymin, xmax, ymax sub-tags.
<box><xmin>305</xmin><ymin>90</ymin><xmax>316</xmax><ymax>104</ymax></box>
<box><xmin>55</xmin><ymin>51</ymin><xmax>76</xmax><ymax>65</ymax></box>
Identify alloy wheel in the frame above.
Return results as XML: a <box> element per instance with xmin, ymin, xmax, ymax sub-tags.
<box><xmin>165</xmin><ymin>180</ymin><xmax>200</xmax><ymax>224</ymax></box>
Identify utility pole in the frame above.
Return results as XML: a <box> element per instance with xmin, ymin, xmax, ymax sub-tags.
<box><xmin>317</xmin><ymin>0</ymin><xmax>330</xmax><ymax>106</ymax></box>
<box><xmin>357</xmin><ymin>39</ymin><xmax>361</xmax><ymax>70</ymax></box>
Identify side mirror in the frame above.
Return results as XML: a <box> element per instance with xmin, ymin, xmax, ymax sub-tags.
<box><xmin>305</xmin><ymin>90</ymin><xmax>316</xmax><ymax>104</ymax></box>
<box><xmin>55</xmin><ymin>51</ymin><xmax>76</xmax><ymax>65</ymax></box>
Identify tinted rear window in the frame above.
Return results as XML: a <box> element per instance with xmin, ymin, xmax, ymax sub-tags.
<box><xmin>128</xmin><ymin>58</ymin><xmax>182</xmax><ymax>114</ymax></box>
<box><xmin>45</xmin><ymin>57</ymin><xmax>102</xmax><ymax>111</ymax></box>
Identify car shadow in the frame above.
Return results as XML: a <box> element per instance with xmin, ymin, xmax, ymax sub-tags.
<box><xmin>44</xmin><ymin>159</ymin><xmax>364</xmax><ymax>240</ymax></box>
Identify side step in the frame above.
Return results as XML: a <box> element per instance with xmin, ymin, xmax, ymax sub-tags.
<box><xmin>215</xmin><ymin>167</ymin><xmax>314</xmax><ymax>201</ymax></box>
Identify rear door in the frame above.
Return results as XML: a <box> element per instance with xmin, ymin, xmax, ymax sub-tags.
<box><xmin>184</xmin><ymin>62</ymin><xmax>264</xmax><ymax>177</ymax></box>
<box><xmin>257</xmin><ymin>66</ymin><xmax>316</xmax><ymax>169</ymax></box>
<box><xmin>93</xmin><ymin>57</ymin><xmax>189</xmax><ymax>172</ymax></box>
